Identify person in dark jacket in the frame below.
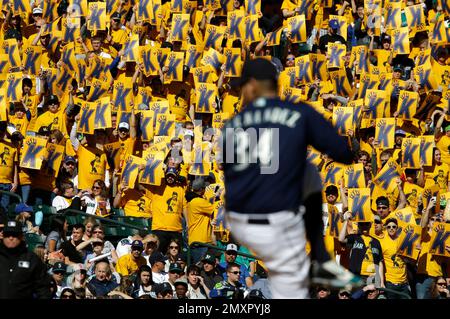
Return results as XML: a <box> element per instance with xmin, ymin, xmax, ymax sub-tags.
<box><xmin>199</xmin><ymin>253</ymin><xmax>224</xmax><ymax>290</ymax></box>
<box><xmin>86</xmin><ymin>260</ymin><xmax>119</xmax><ymax>297</ymax></box>
<box><xmin>0</xmin><ymin>220</ymin><xmax>52</xmax><ymax>299</ymax></box>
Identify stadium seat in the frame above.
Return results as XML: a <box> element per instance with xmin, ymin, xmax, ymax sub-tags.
<box><xmin>25</xmin><ymin>233</ymin><xmax>45</xmax><ymax>251</ymax></box>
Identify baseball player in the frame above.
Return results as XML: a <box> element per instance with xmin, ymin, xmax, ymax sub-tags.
<box><xmin>220</xmin><ymin>58</ymin><xmax>358</xmax><ymax>299</ymax></box>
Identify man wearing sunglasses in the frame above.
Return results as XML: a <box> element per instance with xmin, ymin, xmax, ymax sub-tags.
<box><xmin>116</xmin><ymin>240</ymin><xmax>147</xmax><ymax>277</ymax></box>
<box><xmin>0</xmin><ymin>220</ymin><xmax>52</xmax><ymax>298</ymax></box>
<box><xmin>378</xmin><ymin>217</ymin><xmax>411</xmax><ymax>299</ymax></box>
<box><xmin>210</xmin><ymin>262</ymin><xmax>246</xmax><ymax>299</ymax></box>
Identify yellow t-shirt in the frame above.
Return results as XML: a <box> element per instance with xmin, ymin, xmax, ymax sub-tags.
<box><xmin>187</xmin><ymin>195</ymin><xmax>214</xmax><ymax>245</ymax></box>
<box><xmin>167</xmin><ymin>83</ymin><xmax>193</xmax><ymax>122</ymax></box>
<box><xmin>10</xmin><ymin>116</ymin><xmax>29</xmax><ymax>136</ymax></box>
<box><xmin>116</xmin><ymin>253</ymin><xmax>147</xmax><ymax>277</ymax></box>
<box><xmin>379</xmin><ymin>234</ymin><xmax>408</xmax><ymax>284</ymax></box>
<box><xmin>111</xmin><ymin>28</ymin><xmax>129</xmax><ymax>47</ymax></box>
<box><xmin>121</xmin><ymin>189</ymin><xmax>152</xmax><ymax>218</ymax></box>
<box><xmin>417</xmin><ymin>231</ymin><xmax>444</xmax><ymax>277</ymax></box>
<box><xmin>0</xmin><ymin>140</ymin><xmax>17</xmax><ymax>184</ymax></box>
<box><xmin>222</xmin><ymin>92</ymin><xmax>241</xmax><ymax>115</ymax></box>
<box><xmin>360</xmin><ymin>235</ymin><xmax>377</xmax><ymax>277</ymax></box>
<box><xmin>34</xmin><ymin>110</ymin><xmax>67</xmax><ymax>135</ymax></box>
<box><xmin>149</xmin><ymin>183</ymin><xmax>186</xmax><ymax>232</ymax></box>
<box><xmin>118</xmin><ymin>137</ymin><xmax>135</xmax><ymax>172</ymax></box>
<box><xmin>77</xmin><ymin>145</ymin><xmax>109</xmax><ymax>190</ymax></box>
<box><xmin>436</xmin><ymin>135</ymin><xmax>450</xmax><ymax>166</ymax></box>
<box><xmin>423</xmin><ymin>163</ymin><xmax>450</xmax><ymax>191</ymax></box>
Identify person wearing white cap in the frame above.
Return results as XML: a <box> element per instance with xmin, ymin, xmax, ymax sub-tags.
<box><xmin>217</xmin><ymin>243</ymin><xmax>253</xmax><ymax>288</ymax></box>
<box><xmin>114</xmin><ymin>114</ymin><xmax>136</xmax><ymax>173</ymax></box>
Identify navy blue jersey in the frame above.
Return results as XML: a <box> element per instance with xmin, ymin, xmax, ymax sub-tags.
<box><xmin>222</xmin><ymin>97</ymin><xmax>353</xmax><ymax>214</ymax></box>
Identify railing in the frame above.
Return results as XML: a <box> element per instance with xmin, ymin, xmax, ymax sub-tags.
<box><xmin>0</xmin><ymin>190</ymin><xmax>23</xmax><ymax>203</ymax></box>
<box><xmin>64</xmin><ymin>209</ymin><xmax>149</xmax><ymax>232</ymax></box>
<box><xmin>188</xmin><ymin>241</ymin><xmax>258</xmax><ymax>266</ymax></box>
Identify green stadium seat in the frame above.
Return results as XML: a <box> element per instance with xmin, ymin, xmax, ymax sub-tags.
<box><xmin>114</xmin><ymin>217</ymin><xmax>151</xmax><ymax>229</ymax></box>
<box><xmin>25</xmin><ymin>233</ymin><xmax>45</xmax><ymax>251</ymax></box>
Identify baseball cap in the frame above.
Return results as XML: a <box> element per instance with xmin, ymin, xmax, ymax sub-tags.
<box><xmin>46</xmin><ymin>94</ymin><xmax>59</xmax><ymax>105</ymax></box>
<box><xmin>33</xmin><ymin>7</ymin><xmax>43</xmax><ymax>15</ymax></box>
<box><xmin>225</xmin><ymin>243</ymin><xmax>238</xmax><ymax>253</ymax></box>
<box><xmin>237</xmin><ymin>58</ymin><xmax>278</xmax><ymax>87</ymax></box>
<box><xmin>169</xmin><ymin>263</ymin><xmax>183</xmax><ymax>273</ymax></box>
<box><xmin>202</xmin><ymin>253</ymin><xmax>216</xmax><ymax>264</ymax></box>
<box><xmin>137</xmin><ymin>103</ymin><xmax>149</xmax><ymax>111</ymax></box>
<box><xmin>376</xmin><ymin>197</ymin><xmax>390</xmax><ymax>207</ymax></box>
<box><xmin>445</xmin><ymin>124</ymin><xmax>450</xmax><ymax>132</ymax></box>
<box><xmin>52</xmin><ymin>261</ymin><xmax>67</xmax><ymax>273</ymax></box>
<box><xmin>184</xmin><ymin>130</ymin><xmax>194</xmax><ymax>138</ymax></box>
<box><xmin>3</xmin><ymin>220</ymin><xmax>23</xmax><ymax>235</ymax></box>
<box><xmin>38</xmin><ymin>126</ymin><xmax>50</xmax><ymax>136</ymax></box>
<box><xmin>64</xmin><ymin>156</ymin><xmax>76</xmax><ymax>164</ymax></box>
<box><xmin>373</xmin><ymin>214</ymin><xmax>382</xmax><ymax>223</ymax></box>
<box><xmin>174</xmin><ymin>277</ymin><xmax>188</xmax><ymax>288</ymax></box>
<box><xmin>118</xmin><ymin>122</ymin><xmax>130</xmax><ymax>131</ymax></box>
<box><xmin>149</xmin><ymin>252</ymin><xmax>166</xmax><ymax>265</ymax></box>
<box><xmin>393</xmin><ymin>64</ymin><xmax>403</xmax><ymax>72</ymax></box>
<box><xmin>15</xmin><ymin>203</ymin><xmax>33</xmax><ymax>214</ymax></box>
<box><xmin>111</xmin><ymin>12</ymin><xmax>121</xmax><ymax>20</ymax></box>
<box><xmin>382</xmin><ymin>34</ymin><xmax>391</xmax><ymax>42</ymax></box>
<box><xmin>154</xmin><ymin>282</ymin><xmax>173</xmax><ymax>294</ymax></box>
<box><xmin>192</xmin><ymin>178</ymin><xmax>206</xmax><ymax>191</ymax></box>
<box><xmin>329</xmin><ymin>19</ymin><xmax>339</xmax><ymax>30</ymax></box>
<box><xmin>339</xmin><ymin>288</ymin><xmax>352</xmax><ymax>296</ymax></box>
<box><xmin>166</xmin><ymin>167</ymin><xmax>178</xmax><ymax>176</ymax></box>
<box><xmin>325</xmin><ymin>185</ymin><xmax>339</xmax><ymax>196</ymax></box>
<box><xmin>395</xmin><ymin>129</ymin><xmax>406</xmax><ymax>137</ymax></box>
<box><xmin>131</xmin><ymin>240</ymin><xmax>144</xmax><ymax>250</ymax></box>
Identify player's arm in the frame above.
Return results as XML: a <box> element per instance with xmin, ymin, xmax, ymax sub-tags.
<box><xmin>304</xmin><ymin>106</ymin><xmax>354</xmax><ymax>165</ymax></box>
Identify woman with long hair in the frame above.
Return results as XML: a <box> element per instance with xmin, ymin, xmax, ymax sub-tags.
<box><xmin>45</xmin><ymin>215</ymin><xmax>68</xmax><ymax>252</ymax></box>
<box><xmin>81</xmin><ymin>179</ymin><xmax>111</xmax><ymax>217</ymax></box>
<box><xmin>186</xmin><ymin>265</ymin><xmax>209</xmax><ymax>299</ymax></box>
<box><xmin>431</xmin><ymin>277</ymin><xmax>450</xmax><ymax>299</ymax></box>
<box><xmin>164</xmin><ymin>239</ymin><xmax>181</xmax><ymax>272</ymax></box>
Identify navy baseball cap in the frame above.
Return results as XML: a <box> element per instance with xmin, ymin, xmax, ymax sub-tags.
<box><xmin>15</xmin><ymin>203</ymin><xmax>33</xmax><ymax>214</ymax></box>
<box><xmin>329</xmin><ymin>19</ymin><xmax>339</xmax><ymax>30</ymax></box>
<box><xmin>237</xmin><ymin>58</ymin><xmax>278</xmax><ymax>87</ymax></box>
<box><xmin>64</xmin><ymin>156</ymin><xmax>76</xmax><ymax>164</ymax></box>
<box><xmin>131</xmin><ymin>240</ymin><xmax>144</xmax><ymax>250</ymax></box>
<box><xmin>169</xmin><ymin>263</ymin><xmax>183</xmax><ymax>273</ymax></box>
<box><xmin>149</xmin><ymin>252</ymin><xmax>167</xmax><ymax>265</ymax></box>
<box><xmin>166</xmin><ymin>167</ymin><xmax>178</xmax><ymax>176</ymax></box>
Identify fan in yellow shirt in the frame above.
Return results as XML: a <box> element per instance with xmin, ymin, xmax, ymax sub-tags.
<box><xmin>416</xmin><ymin>207</ymin><xmax>450</xmax><ymax>299</ymax></box>
<box><xmin>70</xmin><ymin>124</ymin><xmax>110</xmax><ymax>191</ymax></box>
<box><xmin>0</xmin><ymin>123</ymin><xmax>19</xmax><ymax>211</ymax></box>
<box><xmin>418</xmin><ymin>148</ymin><xmax>450</xmax><ymax>192</ymax></box>
<box><xmin>115</xmin><ymin>240</ymin><xmax>147</xmax><ymax>277</ymax></box>
<box><xmin>34</xmin><ymin>95</ymin><xmax>68</xmax><ymax>136</ymax></box>
<box><xmin>147</xmin><ymin>167</ymin><xmax>187</xmax><ymax>254</ymax></box>
<box><xmin>378</xmin><ymin>217</ymin><xmax>411</xmax><ymax>299</ymax></box>
<box><xmin>434</xmin><ymin>117</ymin><xmax>450</xmax><ymax>166</ymax></box>
<box><xmin>186</xmin><ymin>178</ymin><xmax>218</xmax><ymax>264</ymax></box>
<box><xmin>113</xmin><ymin>182</ymin><xmax>152</xmax><ymax>218</ymax></box>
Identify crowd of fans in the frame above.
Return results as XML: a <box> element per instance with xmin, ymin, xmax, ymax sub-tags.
<box><xmin>0</xmin><ymin>0</ymin><xmax>449</xmax><ymax>299</ymax></box>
